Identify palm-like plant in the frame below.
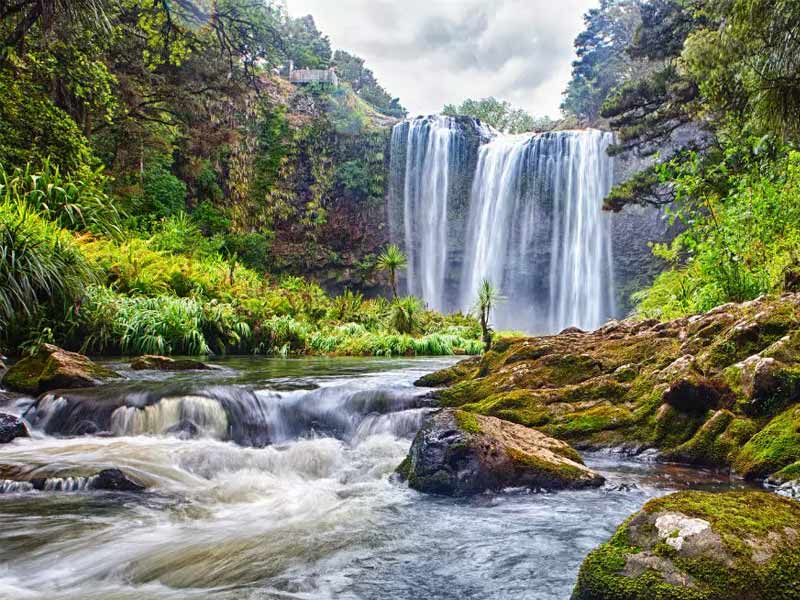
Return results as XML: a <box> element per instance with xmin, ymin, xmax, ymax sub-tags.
<box><xmin>474</xmin><ymin>279</ymin><xmax>502</xmax><ymax>353</ymax></box>
<box><xmin>376</xmin><ymin>244</ymin><xmax>407</xmax><ymax>299</ymax></box>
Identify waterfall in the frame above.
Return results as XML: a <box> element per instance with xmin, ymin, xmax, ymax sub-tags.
<box><xmin>389</xmin><ymin>116</ymin><xmax>474</xmax><ymax>311</ymax></box>
<box><xmin>390</xmin><ymin>120</ymin><xmax>616</xmax><ymax>333</ymax></box>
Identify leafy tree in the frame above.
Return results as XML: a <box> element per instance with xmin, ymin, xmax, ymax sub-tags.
<box><xmin>284</xmin><ymin>15</ymin><xmax>331</xmax><ymax>69</ymax></box>
<box><xmin>562</xmin><ymin>0</ymin><xmax>644</xmax><ymax>122</ymax></box>
<box><xmin>443</xmin><ymin>97</ymin><xmax>547</xmax><ymax>134</ymax></box>
<box><xmin>333</xmin><ymin>50</ymin><xmax>406</xmax><ymax>117</ymax></box>
<box><xmin>376</xmin><ymin>244</ymin><xmax>407</xmax><ymax>299</ymax></box>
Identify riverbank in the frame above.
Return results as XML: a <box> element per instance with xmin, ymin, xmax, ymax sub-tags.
<box><xmin>419</xmin><ymin>292</ymin><xmax>800</xmax><ymax>483</ymax></box>
<box><xmin>0</xmin><ymin>356</ymin><xmax>759</xmax><ymax>599</ymax></box>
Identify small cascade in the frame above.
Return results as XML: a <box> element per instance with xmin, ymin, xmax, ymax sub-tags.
<box><xmin>0</xmin><ymin>480</ymin><xmax>34</xmax><ymax>493</ymax></box>
<box><xmin>23</xmin><ymin>382</ymin><xmax>432</xmax><ymax>447</ymax></box>
<box><xmin>111</xmin><ymin>396</ymin><xmax>229</xmax><ymax>439</ymax></box>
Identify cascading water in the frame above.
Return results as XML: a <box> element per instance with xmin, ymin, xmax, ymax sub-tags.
<box><xmin>389</xmin><ymin>116</ymin><xmax>479</xmax><ymax>311</ymax></box>
<box><xmin>460</xmin><ymin>129</ymin><xmax>616</xmax><ymax>332</ymax></box>
<box><xmin>390</xmin><ymin>119</ymin><xmax>616</xmax><ymax>333</ymax></box>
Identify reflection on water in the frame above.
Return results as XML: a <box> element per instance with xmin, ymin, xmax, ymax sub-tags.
<box><xmin>0</xmin><ymin>357</ymin><xmax>753</xmax><ymax>600</ymax></box>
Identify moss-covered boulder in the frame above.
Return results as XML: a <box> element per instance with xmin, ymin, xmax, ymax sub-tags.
<box><xmin>130</xmin><ymin>355</ymin><xmax>213</xmax><ymax>372</ymax></box>
<box><xmin>572</xmin><ymin>490</ymin><xmax>800</xmax><ymax>600</ymax></box>
<box><xmin>2</xmin><ymin>345</ymin><xmax>119</xmax><ymax>395</ymax></box>
<box><xmin>419</xmin><ymin>293</ymin><xmax>800</xmax><ymax>478</ymax></box>
<box><xmin>397</xmin><ymin>409</ymin><xmax>604</xmax><ymax>496</ymax></box>
<box><xmin>734</xmin><ymin>404</ymin><xmax>800</xmax><ymax>479</ymax></box>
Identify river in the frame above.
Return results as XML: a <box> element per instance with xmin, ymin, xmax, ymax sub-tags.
<box><xmin>0</xmin><ymin>357</ymin><xmax>749</xmax><ymax>600</ymax></box>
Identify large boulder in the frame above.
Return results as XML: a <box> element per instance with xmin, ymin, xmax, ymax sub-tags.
<box><xmin>2</xmin><ymin>345</ymin><xmax>119</xmax><ymax>395</ymax></box>
<box><xmin>397</xmin><ymin>409</ymin><xmax>604</xmax><ymax>496</ymax></box>
<box><xmin>572</xmin><ymin>490</ymin><xmax>800</xmax><ymax>600</ymax></box>
<box><xmin>130</xmin><ymin>355</ymin><xmax>214</xmax><ymax>372</ymax></box>
<box><xmin>0</xmin><ymin>413</ymin><xmax>28</xmax><ymax>443</ymax></box>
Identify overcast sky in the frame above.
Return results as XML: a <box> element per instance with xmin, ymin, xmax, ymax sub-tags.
<box><xmin>287</xmin><ymin>0</ymin><xmax>598</xmax><ymax>119</ymax></box>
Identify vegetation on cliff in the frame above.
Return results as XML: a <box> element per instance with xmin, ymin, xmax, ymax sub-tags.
<box><xmin>0</xmin><ymin>1</ymin><xmax>485</xmax><ymax>358</ymax></box>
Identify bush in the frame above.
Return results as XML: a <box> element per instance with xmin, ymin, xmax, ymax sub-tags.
<box><xmin>0</xmin><ymin>161</ymin><xmax>121</xmax><ymax>236</ymax></box>
<box><xmin>140</xmin><ymin>162</ymin><xmax>187</xmax><ymax>222</ymax></box>
<box><xmin>0</xmin><ymin>201</ymin><xmax>95</xmax><ymax>346</ymax></box>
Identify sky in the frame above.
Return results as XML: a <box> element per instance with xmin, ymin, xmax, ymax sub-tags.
<box><xmin>287</xmin><ymin>0</ymin><xmax>599</xmax><ymax>119</ymax></box>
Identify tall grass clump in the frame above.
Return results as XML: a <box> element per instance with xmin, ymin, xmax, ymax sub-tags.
<box><xmin>0</xmin><ymin>161</ymin><xmax>122</xmax><ymax>237</ymax></box>
<box><xmin>0</xmin><ymin>200</ymin><xmax>95</xmax><ymax>346</ymax></box>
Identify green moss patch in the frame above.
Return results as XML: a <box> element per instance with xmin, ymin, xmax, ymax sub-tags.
<box><xmin>734</xmin><ymin>405</ymin><xmax>800</xmax><ymax>479</ymax></box>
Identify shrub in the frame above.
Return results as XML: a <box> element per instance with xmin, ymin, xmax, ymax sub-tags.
<box><xmin>0</xmin><ymin>201</ymin><xmax>95</xmax><ymax>346</ymax></box>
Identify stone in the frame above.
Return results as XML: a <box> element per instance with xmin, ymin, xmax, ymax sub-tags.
<box><xmin>2</xmin><ymin>345</ymin><xmax>119</xmax><ymax>395</ymax></box>
<box><xmin>661</xmin><ymin>376</ymin><xmax>731</xmax><ymax>414</ymax></box>
<box><xmin>164</xmin><ymin>419</ymin><xmax>200</xmax><ymax>439</ymax></box>
<box><xmin>90</xmin><ymin>469</ymin><xmax>145</xmax><ymax>492</ymax></box>
<box><xmin>572</xmin><ymin>490</ymin><xmax>800</xmax><ymax>600</ymax></box>
<box><xmin>0</xmin><ymin>413</ymin><xmax>28</xmax><ymax>443</ymax></box>
<box><xmin>397</xmin><ymin>409</ymin><xmax>604</xmax><ymax>496</ymax></box>
<box><xmin>130</xmin><ymin>355</ymin><xmax>214</xmax><ymax>372</ymax></box>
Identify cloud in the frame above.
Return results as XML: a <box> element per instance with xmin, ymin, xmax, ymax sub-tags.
<box><xmin>287</xmin><ymin>0</ymin><xmax>597</xmax><ymax>118</ymax></box>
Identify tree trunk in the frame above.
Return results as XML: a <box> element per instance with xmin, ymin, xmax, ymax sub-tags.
<box><xmin>390</xmin><ymin>270</ymin><xmax>398</xmax><ymax>299</ymax></box>
<box><xmin>480</xmin><ymin>311</ymin><xmax>492</xmax><ymax>353</ymax></box>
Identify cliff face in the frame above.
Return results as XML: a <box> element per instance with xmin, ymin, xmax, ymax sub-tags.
<box><xmin>265</xmin><ymin>84</ymin><xmax>398</xmax><ymax>296</ymax></box>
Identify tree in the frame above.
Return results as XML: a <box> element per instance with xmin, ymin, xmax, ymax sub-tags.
<box><xmin>333</xmin><ymin>50</ymin><xmax>406</xmax><ymax>117</ymax></box>
<box><xmin>561</xmin><ymin>0</ymin><xmax>644</xmax><ymax>122</ymax></box>
<box><xmin>376</xmin><ymin>244</ymin><xmax>407</xmax><ymax>299</ymax></box>
<box><xmin>443</xmin><ymin>97</ymin><xmax>547</xmax><ymax>134</ymax></box>
<box><xmin>474</xmin><ymin>279</ymin><xmax>501</xmax><ymax>353</ymax></box>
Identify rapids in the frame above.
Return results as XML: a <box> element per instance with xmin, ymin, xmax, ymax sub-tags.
<box><xmin>0</xmin><ymin>357</ymin><xmax>750</xmax><ymax>600</ymax></box>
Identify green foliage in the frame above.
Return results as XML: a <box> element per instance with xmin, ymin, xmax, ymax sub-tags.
<box><xmin>192</xmin><ymin>201</ymin><xmax>230</xmax><ymax>236</ymax></box>
<box><xmin>376</xmin><ymin>244</ymin><xmax>407</xmax><ymax>299</ymax></box>
<box><xmin>0</xmin><ymin>68</ymin><xmax>97</xmax><ymax>174</ymax></box>
<box><xmin>390</xmin><ymin>296</ymin><xmax>422</xmax><ymax>335</ymax></box>
<box><xmin>0</xmin><ymin>200</ymin><xmax>95</xmax><ymax>347</ymax></box>
<box><xmin>475</xmin><ymin>279</ymin><xmax>503</xmax><ymax>352</ymax></box>
<box><xmin>443</xmin><ymin>97</ymin><xmax>551</xmax><ymax>134</ymax></box>
<box><xmin>283</xmin><ymin>15</ymin><xmax>331</xmax><ymax>69</ymax></box>
<box><xmin>139</xmin><ymin>162</ymin><xmax>187</xmax><ymax>222</ymax></box>
<box><xmin>0</xmin><ymin>160</ymin><xmax>121</xmax><ymax>236</ymax></box>
<box><xmin>636</xmin><ymin>143</ymin><xmax>800</xmax><ymax>319</ymax></box>
<box><xmin>333</xmin><ymin>50</ymin><xmax>406</xmax><ymax>118</ymax></box>
<box><xmin>562</xmin><ymin>0</ymin><xmax>644</xmax><ymax>121</ymax></box>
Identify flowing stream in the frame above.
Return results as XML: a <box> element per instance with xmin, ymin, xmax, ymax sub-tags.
<box><xmin>390</xmin><ymin>118</ymin><xmax>616</xmax><ymax>333</ymax></box>
<box><xmin>0</xmin><ymin>358</ymin><xmax>748</xmax><ymax>600</ymax></box>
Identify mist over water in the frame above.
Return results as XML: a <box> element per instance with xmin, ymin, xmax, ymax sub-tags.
<box><xmin>390</xmin><ymin>118</ymin><xmax>616</xmax><ymax>333</ymax></box>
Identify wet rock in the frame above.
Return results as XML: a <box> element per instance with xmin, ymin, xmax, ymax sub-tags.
<box><xmin>130</xmin><ymin>355</ymin><xmax>214</xmax><ymax>372</ymax></box>
<box><xmin>2</xmin><ymin>344</ymin><xmax>119</xmax><ymax>395</ymax></box>
<box><xmin>572</xmin><ymin>490</ymin><xmax>800</xmax><ymax>600</ymax></box>
<box><xmin>91</xmin><ymin>469</ymin><xmax>145</xmax><ymax>492</ymax></box>
<box><xmin>398</xmin><ymin>409</ymin><xmax>604</xmax><ymax>496</ymax></box>
<box><xmin>728</xmin><ymin>355</ymin><xmax>800</xmax><ymax>417</ymax></box>
<box><xmin>164</xmin><ymin>419</ymin><xmax>199</xmax><ymax>439</ymax></box>
<box><xmin>661</xmin><ymin>376</ymin><xmax>731</xmax><ymax>414</ymax></box>
<box><xmin>0</xmin><ymin>413</ymin><xmax>28</xmax><ymax>443</ymax></box>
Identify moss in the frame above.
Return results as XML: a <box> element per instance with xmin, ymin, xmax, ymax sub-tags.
<box><xmin>734</xmin><ymin>404</ymin><xmax>800</xmax><ymax>479</ymax></box>
<box><xmin>435</xmin><ymin>379</ymin><xmax>496</xmax><ymax>407</ymax></box>
<box><xmin>573</xmin><ymin>491</ymin><xmax>800</xmax><ymax>600</ymax></box>
<box><xmin>773</xmin><ymin>460</ymin><xmax>800</xmax><ymax>482</ymax></box>
<box><xmin>545</xmin><ymin>405</ymin><xmax>634</xmax><ymax>439</ymax></box>
<box><xmin>506</xmin><ymin>447</ymin><xmax>588</xmax><ymax>483</ymax></box>
<box><xmin>462</xmin><ymin>390</ymin><xmax>551</xmax><ymax>427</ymax></box>
<box><xmin>664</xmin><ymin>411</ymin><xmax>757</xmax><ymax>467</ymax></box>
<box><xmin>453</xmin><ymin>410</ymin><xmax>481</xmax><ymax>434</ymax></box>
<box><xmin>396</xmin><ymin>455</ymin><xmax>413</xmax><ymax>480</ymax></box>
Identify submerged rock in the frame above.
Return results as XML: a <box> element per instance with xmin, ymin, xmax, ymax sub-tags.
<box><xmin>2</xmin><ymin>345</ymin><xmax>119</xmax><ymax>394</ymax></box>
<box><xmin>397</xmin><ymin>409</ymin><xmax>603</xmax><ymax>496</ymax></box>
<box><xmin>164</xmin><ymin>419</ymin><xmax>200</xmax><ymax>439</ymax></box>
<box><xmin>90</xmin><ymin>469</ymin><xmax>145</xmax><ymax>492</ymax></box>
<box><xmin>0</xmin><ymin>413</ymin><xmax>28</xmax><ymax>443</ymax></box>
<box><xmin>572</xmin><ymin>490</ymin><xmax>800</xmax><ymax>600</ymax></box>
<box><xmin>130</xmin><ymin>355</ymin><xmax>214</xmax><ymax>372</ymax></box>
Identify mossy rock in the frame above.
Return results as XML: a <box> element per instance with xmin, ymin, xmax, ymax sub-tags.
<box><xmin>397</xmin><ymin>409</ymin><xmax>603</xmax><ymax>496</ymax></box>
<box><xmin>130</xmin><ymin>355</ymin><xmax>214</xmax><ymax>372</ymax></box>
<box><xmin>572</xmin><ymin>490</ymin><xmax>800</xmax><ymax>600</ymax></box>
<box><xmin>2</xmin><ymin>345</ymin><xmax>119</xmax><ymax>395</ymax></box>
<box><xmin>734</xmin><ymin>405</ymin><xmax>800</xmax><ymax>480</ymax></box>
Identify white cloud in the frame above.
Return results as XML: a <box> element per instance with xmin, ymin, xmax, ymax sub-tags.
<box><xmin>287</xmin><ymin>0</ymin><xmax>598</xmax><ymax>118</ymax></box>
